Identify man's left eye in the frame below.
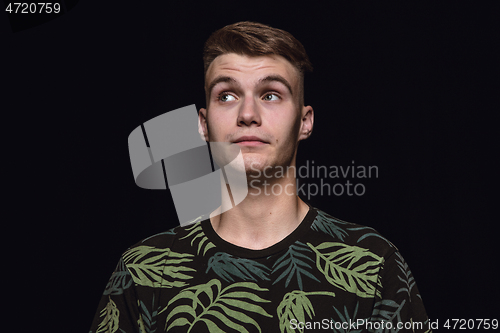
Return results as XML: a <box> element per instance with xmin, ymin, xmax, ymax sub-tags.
<box><xmin>263</xmin><ymin>93</ymin><xmax>279</xmax><ymax>101</ymax></box>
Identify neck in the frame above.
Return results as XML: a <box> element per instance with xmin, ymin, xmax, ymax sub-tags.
<box><xmin>210</xmin><ymin>169</ymin><xmax>309</xmax><ymax>250</ymax></box>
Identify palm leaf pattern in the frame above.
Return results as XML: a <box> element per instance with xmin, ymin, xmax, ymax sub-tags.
<box><xmin>369</xmin><ymin>299</ymin><xmax>405</xmax><ymax>332</ymax></box>
<box><xmin>123</xmin><ymin>245</ymin><xmax>195</xmax><ymax>288</ymax></box>
<box><xmin>272</xmin><ymin>241</ymin><xmax>321</xmax><ymax>290</ymax></box>
<box><xmin>90</xmin><ymin>208</ymin><xmax>431</xmax><ymax>333</ymax></box>
<box><xmin>311</xmin><ymin>210</ymin><xmax>349</xmax><ymax>241</ymax></box>
<box><xmin>277</xmin><ymin>290</ymin><xmax>335</xmax><ymax>333</ymax></box>
<box><xmin>137</xmin><ymin>294</ymin><xmax>160</xmax><ymax>333</ymax></box>
<box><xmin>346</xmin><ymin>226</ymin><xmax>394</xmax><ymax>247</ymax></box>
<box><xmin>307</xmin><ymin>242</ymin><xmax>383</xmax><ymax>298</ymax></box>
<box><xmin>104</xmin><ymin>257</ymin><xmax>133</xmax><ymax>295</ymax></box>
<box><xmin>330</xmin><ymin>302</ymin><xmax>363</xmax><ymax>333</ymax></box>
<box><xmin>96</xmin><ymin>296</ymin><xmax>120</xmax><ymax>333</ymax></box>
<box><xmin>180</xmin><ymin>223</ymin><xmax>216</xmax><ymax>256</ymax></box>
<box><xmin>206</xmin><ymin>252</ymin><xmax>270</xmax><ymax>282</ymax></box>
<box><xmin>394</xmin><ymin>252</ymin><xmax>415</xmax><ymax>301</ymax></box>
<box><xmin>160</xmin><ymin>279</ymin><xmax>272</xmax><ymax>332</ymax></box>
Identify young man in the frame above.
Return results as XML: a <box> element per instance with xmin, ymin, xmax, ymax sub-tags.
<box><xmin>90</xmin><ymin>22</ymin><xmax>431</xmax><ymax>332</ymax></box>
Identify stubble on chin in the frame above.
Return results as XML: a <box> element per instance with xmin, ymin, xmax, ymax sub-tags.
<box><xmin>243</xmin><ymin>157</ymin><xmax>265</xmax><ymax>178</ymax></box>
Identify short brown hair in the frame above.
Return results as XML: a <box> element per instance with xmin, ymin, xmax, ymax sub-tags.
<box><xmin>203</xmin><ymin>21</ymin><xmax>313</xmax><ymax>105</ymax></box>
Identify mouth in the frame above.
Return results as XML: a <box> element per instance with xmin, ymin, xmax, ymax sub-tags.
<box><xmin>232</xmin><ymin>136</ymin><xmax>269</xmax><ymax>146</ymax></box>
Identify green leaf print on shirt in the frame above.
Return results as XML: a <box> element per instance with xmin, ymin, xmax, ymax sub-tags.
<box><xmin>103</xmin><ymin>257</ymin><xmax>133</xmax><ymax>295</ymax></box>
<box><xmin>96</xmin><ymin>296</ymin><xmax>120</xmax><ymax>333</ymax></box>
<box><xmin>206</xmin><ymin>252</ymin><xmax>270</xmax><ymax>282</ymax></box>
<box><xmin>330</xmin><ymin>302</ymin><xmax>363</xmax><ymax>333</ymax></box>
<box><xmin>370</xmin><ymin>299</ymin><xmax>405</xmax><ymax>329</ymax></box>
<box><xmin>307</xmin><ymin>242</ymin><xmax>383</xmax><ymax>298</ymax></box>
<box><xmin>311</xmin><ymin>210</ymin><xmax>349</xmax><ymax>241</ymax></box>
<box><xmin>161</xmin><ymin>279</ymin><xmax>272</xmax><ymax>333</ymax></box>
<box><xmin>394</xmin><ymin>252</ymin><xmax>416</xmax><ymax>301</ymax></box>
<box><xmin>277</xmin><ymin>290</ymin><xmax>336</xmax><ymax>333</ymax></box>
<box><xmin>137</xmin><ymin>294</ymin><xmax>160</xmax><ymax>333</ymax></box>
<box><xmin>180</xmin><ymin>223</ymin><xmax>216</xmax><ymax>256</ymax></box>
<box><xmin>272</xmin><ymin>241</ymin><xmax>321</xmax><ymax>290</ymax></box>
<box><xmin>123</xmin><ymin>246</ymin><xmax>195</xmax><ymax>288</ymax></box>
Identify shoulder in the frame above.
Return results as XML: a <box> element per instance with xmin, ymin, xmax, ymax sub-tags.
<box><xmin>309</xmin><ymin>206</ymin><xmax>397</xmax><ymax>259</ymax></box>
<box><xmin>116</xmin><ymin>217</ymin><xmax>208</xmax><ymax>288</ymax></box>
<box><xmin>122</xmin><ymin>215</ymin><xmax>208</xmax><ymax>257</ymax></box>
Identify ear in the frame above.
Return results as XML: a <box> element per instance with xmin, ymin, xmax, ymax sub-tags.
<box><xmin>298</xmin><ymin>105</ymin><xmax>314</xmax><ymax>141</ymax></box>
<box><xmin>198</xmin><ymin>107</ymin><xmax>209</xmax><ymax>142</ymax></box>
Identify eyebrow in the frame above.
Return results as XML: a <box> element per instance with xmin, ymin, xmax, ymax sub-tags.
<box><xmin>207</xmin><ymin>76</ymin><xmax>239</xmax><ymax>97</ymax></box>
<box><xmin>206</xmin><ymin>74</ymin><xmax>294</xmax><ymax>97</ymax></box>
<box><xmin>258</xmin><ymin>75</ymin><xmax>293</xmax><ymax>95</ymax></box>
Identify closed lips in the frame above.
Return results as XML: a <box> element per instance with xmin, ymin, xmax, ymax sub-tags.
<box><xmin>233</xmin><ymin>136</ymin><xmax>268</xmax><ymax>143</ymax></box>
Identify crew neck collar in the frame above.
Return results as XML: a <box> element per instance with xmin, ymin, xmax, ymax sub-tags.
<box><xmin>201</xmin><ymin>204</ymin><xmax>317</xmax><ymax>259</ymax></box>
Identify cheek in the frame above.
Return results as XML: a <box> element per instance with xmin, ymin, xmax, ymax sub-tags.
<box><xmin>273</xmin><ymin>112</ymin><xmax>302</xmax><ymax>141</ymax></box>
<box><xmin>206</xmin><ymin>113</ymin><xmax>229</xmax><ymax>141</ymax></box>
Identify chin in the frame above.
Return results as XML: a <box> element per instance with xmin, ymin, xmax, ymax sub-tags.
<box><xmin>242</xmin><ymin>157</ymin><xmax>270</xmax><ymax>178</ymax></box>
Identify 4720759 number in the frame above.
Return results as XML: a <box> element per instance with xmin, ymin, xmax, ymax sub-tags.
<box><xmin>5</xmin><ymin>3</ymin><xmax>61</xmax><ymax>14</ymax></box>
<box><xmin>443</xmin><ymin>319</ymin><xmax>498</xmax><ymax>330</ymax></box>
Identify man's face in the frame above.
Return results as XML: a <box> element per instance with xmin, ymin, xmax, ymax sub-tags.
<box><xmin>199</xmin><ymin>53</ymin><xmax>313</xmax><ymax>177</ymax></box>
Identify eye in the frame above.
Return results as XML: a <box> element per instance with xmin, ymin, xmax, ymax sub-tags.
<box><xmin>263</xmin><ymin>93</ymin><xmax>280</xmax><ymax>101</ymax></box>
<box><xmin>218</xmin><ymin>93</ymin><xmax>236</xmax><ymax>102</ymax></box>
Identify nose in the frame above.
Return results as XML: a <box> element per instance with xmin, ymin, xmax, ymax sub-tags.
<box><xmin>237</xmin><ymin>97</ymin><xmax>261</xmax><ymax>127</ymax></box>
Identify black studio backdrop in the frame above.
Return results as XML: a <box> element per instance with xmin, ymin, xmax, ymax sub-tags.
<box><xmin>3</xmin><ymin>1</ymin><xmax>497</xmax><ymax>330</ymax></box>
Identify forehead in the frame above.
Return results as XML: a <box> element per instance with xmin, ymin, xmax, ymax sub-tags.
<box><xmin>205</xmin><ymin>53</ymin><xmax>299</xmax><ymax>88</ymax></box>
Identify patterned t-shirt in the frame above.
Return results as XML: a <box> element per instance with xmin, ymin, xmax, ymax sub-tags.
<box><xmin>89</xmin><ymin>205</ymin><xmax>431</xmax><ymax>333</ymax></box>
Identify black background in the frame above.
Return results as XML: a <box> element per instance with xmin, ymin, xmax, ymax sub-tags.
<box><xmin>3</xmin><ymin>1</ymin><xmax>498</xmax><ymax>331</ymax></box>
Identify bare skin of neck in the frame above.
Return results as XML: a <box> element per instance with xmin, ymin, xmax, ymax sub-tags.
<box><xmin>210</xmin><ymin>171</ymin><xmax>309</xmax><ymax>250</ymax></box>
